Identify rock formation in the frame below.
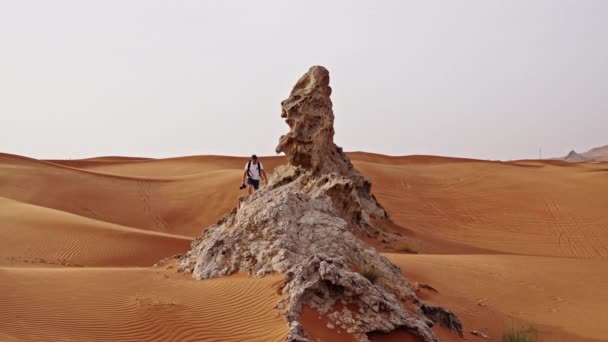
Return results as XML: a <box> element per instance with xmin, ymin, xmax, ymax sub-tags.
<box><xmin>177</xmin><ymin>66</ymin><xmax>461</xmax><ymax>341</ymax></box>
<box><xmin>563</xmin><ymin>150</ymin><xmax>588</xmax><ymax>162</ymax></box>
<box><xmin>276</xmin><ymin>66</ymin><xmax>388</xmax><ymax>233</ymax></box>
<box><xmin>581</xmin><ymin>144</ymin><xmax>608</xmax><ymax>161</ymax></box>
<box><xmin>559</xmin><ymin>145</ymin><xmax>608</xmax><ymax>162</ymax></box>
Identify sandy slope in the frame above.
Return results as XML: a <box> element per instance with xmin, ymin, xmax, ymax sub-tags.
<box><xmin>1</xmin><ymin>152</ymin><xmax>607</xmax><ymax>341</ymax></box>
<box><xmin>0</xmin><ymin>197</ymin><xmax>190</xmax><ymax>267</ymax></box>
<box><xmin>0</xmin><ymin>267</ymin><xmax>287</xmax><ymax>342</ymax></box>
<box><xmin>0</xmin><ymin>153</ymin><xmax>244</xmax><ymax>237</ymax></box>
<box><xmin>581</xmin><ymin>145</ymin><xmax>608</xmax><ymax>161</ymax></box>
<box><xmin>354</xmin><ymin>154</ymin><xmax>608</xmax><ymax>258</ymax></box>
<box><xmin>388</xmin><ymin>254</ymin><xmax>608</xmax><ymax>342</ymax></box>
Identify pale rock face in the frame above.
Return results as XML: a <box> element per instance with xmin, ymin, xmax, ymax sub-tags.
<box><xmin>276</xmin><ymin>66</ymin><xmax>387</xmax><ymax>230</ymax></box>
<box><xmin>276</xmin><ymin>65</ymin><xmax>334</xmax><ymax>172</ymax></box>
<box><xmin>177</xmin><ymin>66</ymin><xmax>460</xmax><ymax>342</ymax></box>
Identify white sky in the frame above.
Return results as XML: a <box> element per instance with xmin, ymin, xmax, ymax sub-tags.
<box><xmin>1</xmin><ymin>1</ymin><xmax>606</xmax><ymax>160</ymax></box>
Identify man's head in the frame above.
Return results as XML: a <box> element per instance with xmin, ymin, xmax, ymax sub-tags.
<box><xmin>251</xmin><ymin>154</ymin><xmax>258</xmax><ymax>163</ymax></box>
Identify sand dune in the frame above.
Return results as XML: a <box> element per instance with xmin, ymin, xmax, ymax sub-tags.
<box><xmin>47</xmin><ymin>155</ymin><xmax>285</xmax><ymax>178</ymax></box>
<box><xmin>1</xmin><ymin>152</ymin><xmax>607</xmax><ymax>341</ymax></box>
<box><xmin>355</xmin><ymin>155</ymin><xmax>608</xmax><ymax>258</ymax></box>
<box><xmin>0</xmin><ymin>197</ymin><xmax>190</xmax><ymax>267</ymax></box>
<box><xmin>389</xmin><ymin>254</ymin><xmax>608</xmax><ymax>342</ymax></box>
<box><xmin>0</xmin><ymin>267</ymin><xmax>287</xmax><ymax>342</ymax></box>
<box><xmin>13</xmin><ymin>151</ymin><xmax>607</xmax><ymax>258</ymax></box>
<box><xmin>0</xmin><ymin>153</ymin><xmax>244</xmax><ymax>237</ymax></box>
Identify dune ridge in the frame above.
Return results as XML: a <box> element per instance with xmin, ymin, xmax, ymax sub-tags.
<box><xmin>0</xmin><ymin>153</ymin><xmax>245</xmax><ymax>237</ymax></box>
<box><xmin>0</xmin><ymin>197</ymin><xmax>190</xmax><ymax>267</ymax></box>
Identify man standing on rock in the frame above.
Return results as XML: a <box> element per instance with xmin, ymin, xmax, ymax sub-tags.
<box><xmin>241</xmin><ymin>154</ymin><xmax>267</xmax><ymax>194</ymax></box>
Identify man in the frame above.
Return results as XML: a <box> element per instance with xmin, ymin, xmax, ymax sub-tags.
<box><xmin>241</xmin><ymin>154</ymin><xmax>268</xmax><ymax>194</ymax></box>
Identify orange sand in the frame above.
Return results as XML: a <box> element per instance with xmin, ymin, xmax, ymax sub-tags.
<box><xmin>1</xmin><ymin>152</ymin><xmax>607</xmax><ymax>341</ymax></box>
<box><xmin>0</xmin><ymin>267</ymin><xmax>287</xmax><ymax>341</ymax></box>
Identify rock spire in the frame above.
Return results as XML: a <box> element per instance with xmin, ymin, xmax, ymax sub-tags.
<box><xmin>177</xmin><ymin>66</ymin><xmax>461</xmax><ymax>341</ymax></box>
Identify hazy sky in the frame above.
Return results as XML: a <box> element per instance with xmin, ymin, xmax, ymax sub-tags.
<box><xmin>1</xmin><ymin>1</ymin><xmax>607</xmax><ymax>160</ymax></box>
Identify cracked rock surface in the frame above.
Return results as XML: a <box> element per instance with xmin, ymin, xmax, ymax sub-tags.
<box><xmin>177</xmin><ymin>66</ymin><xmax>461</xmax><ymax>341</ymax></box>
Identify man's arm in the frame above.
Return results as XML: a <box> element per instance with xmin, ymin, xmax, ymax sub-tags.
<box><xmin>242</xmin><ymin>170</ymin><xmax>248</xmax><ymax>185</ymax></box>
<box><xmin>261</xmin><ymin>169</ymin><xmax>268</xmax><ymax>184</ymax></box>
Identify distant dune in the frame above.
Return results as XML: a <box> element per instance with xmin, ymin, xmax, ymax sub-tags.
<box><xmin>1</xmin><ymin>152</ymin><xmax>607</xmax><ymax>341</ymax></box>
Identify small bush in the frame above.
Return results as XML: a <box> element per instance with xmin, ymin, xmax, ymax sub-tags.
<box><xmin>502</xmin><ymin>325</ymin><xmax>537</xmax><ymax>342</ymax></box>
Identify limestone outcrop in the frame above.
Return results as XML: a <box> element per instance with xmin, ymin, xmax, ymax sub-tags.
<box><xmin>177</xmin><ymin>66</ymin><xmax>461</xmax><ymax>341</ymax></box>
<box><xmin>276</xmin><ymin>66</ymin><xmax>387</xmax><ymax>231</ymax></box>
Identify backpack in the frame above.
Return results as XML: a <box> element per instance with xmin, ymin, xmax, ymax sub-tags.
<box><xmin>246</xmin><ymin>160</ymin><xmax>262</xmax><ymax>179</ymax></box>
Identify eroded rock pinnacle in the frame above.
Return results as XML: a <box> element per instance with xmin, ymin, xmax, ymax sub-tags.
<box><xmin>177</xmin><ymin>66</ymin><xmax>461</xmax><ymax>341</ymax></box>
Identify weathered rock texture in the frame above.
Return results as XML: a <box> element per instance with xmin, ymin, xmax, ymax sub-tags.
<box><xmin>178</xmin><ymin>66</ymin><xmax>461</xmax><ymax>341</ymax></box>
<box><xmin>276</xmin><ymin>65</ymin><xmax>388</xmax><ymax>231</ymax></box>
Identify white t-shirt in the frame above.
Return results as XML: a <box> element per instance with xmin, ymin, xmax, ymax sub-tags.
<box><xmin>245</xmin><ymin>160</ymin><xmax>264</xmax><ymax>180</ymax></box>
